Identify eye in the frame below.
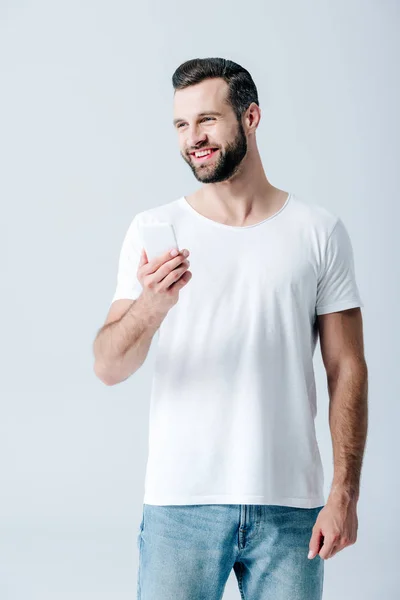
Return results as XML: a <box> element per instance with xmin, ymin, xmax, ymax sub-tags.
<box><xmin>177</xmin><ymin>117</ymin><xmax>215</xmax><ymax>129</ymax></box>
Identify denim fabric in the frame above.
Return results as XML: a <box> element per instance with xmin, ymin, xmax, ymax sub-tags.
<box><xmin>136</xmin><ymin>503</ymin><xmax>324</xmax><ymax>599</ymax></box>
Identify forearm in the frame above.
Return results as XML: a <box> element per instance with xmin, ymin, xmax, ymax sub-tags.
<box><xmin>327</xmin><ymin>360</ymin><xmax>369</xmax><ymax>504</ymax></box>
<box><xmin>93</xmin><ymin>293</ymin><xmax>167</xmax><ymax>385</ymax></box>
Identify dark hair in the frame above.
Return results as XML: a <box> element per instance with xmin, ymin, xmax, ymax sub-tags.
<box><xmin>172</xmin><ymin>57</ymin><xmax>259</xmax><ymax>123</ymax></box>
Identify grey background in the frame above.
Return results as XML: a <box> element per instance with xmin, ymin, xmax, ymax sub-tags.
<box><xmin>1</xmin><ymin>0</ymin><xmax>398</xmax><ymax>598</ymax></box>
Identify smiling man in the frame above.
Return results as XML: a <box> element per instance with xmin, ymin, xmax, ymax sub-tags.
<box><xmin>93</xmin><ymin>57</ymin><xmax>368</xmax><ymax>600</ymax></box>
<box><xmin>176</xmin><ymin>100</ymin><xmax>248</xmax><ymax>186</ymax></box>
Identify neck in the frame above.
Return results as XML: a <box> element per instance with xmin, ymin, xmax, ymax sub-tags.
<box><xmin>196</xmin><ymin>147</ymin><xmax>286</xmax><ymax>222</ymax></box>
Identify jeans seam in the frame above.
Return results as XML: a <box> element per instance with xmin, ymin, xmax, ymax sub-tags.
<box><xmin>137</xmin><ymin>533</ymin><xmax>142</xmax><ymax>599</ymax></box>
<box><xmin>237</xmin><ymin>562</ymin><xmax>246</xmax><ymax>600</ymax></box>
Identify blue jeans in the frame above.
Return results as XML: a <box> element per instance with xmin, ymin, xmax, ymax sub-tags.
<box><xmin>136</xmin><ymin>503</ymin><xmax>324</xmax><ymax>599</ymax></box>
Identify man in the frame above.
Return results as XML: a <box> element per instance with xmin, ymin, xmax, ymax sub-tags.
<box><xmin>93</xmin><ymin>57</ymin><xmax>368</xmax><ymax>600</ymax></box>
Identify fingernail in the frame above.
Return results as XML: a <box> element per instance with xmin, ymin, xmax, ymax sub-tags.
<box><xmin>308</xmin><ymin>550</ymin><xmax>314</xmax><ymax>559</ymax></box>
<box><xmin>170</xmin><ymin>248</ymin><xmax>178</xmax><ymax>256</ymax></box>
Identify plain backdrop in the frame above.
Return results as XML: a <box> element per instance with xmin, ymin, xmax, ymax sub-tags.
<box><xmin>1</xmin><ymin>1</ymin><xmax>399</xmax><ymax>598</ymax></box>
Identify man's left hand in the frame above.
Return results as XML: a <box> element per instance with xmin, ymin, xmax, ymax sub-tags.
<box><xmin>308</xmin><ymin>495</ymin><xmax>358</xmax><ymax>560</ymax></box>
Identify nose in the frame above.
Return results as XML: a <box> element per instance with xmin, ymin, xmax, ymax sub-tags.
<box><xmin>187</xmin><ymin>128</ymin><xmax>208</xmax><ymax>153</ymax></box>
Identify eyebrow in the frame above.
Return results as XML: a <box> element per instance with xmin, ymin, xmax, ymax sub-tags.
<box><xmin>172</xmin><ymin>111</ymin><xmax>223</xmax><ymax>126</ymax></box>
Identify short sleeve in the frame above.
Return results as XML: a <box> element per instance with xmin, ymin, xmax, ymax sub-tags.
<box><xmin>316</xmin><ymin>218</ymin><xmax>364</xmax><ymax>315</ymax></box>
<box><xmin>110</xmin><ymin>214</ymin><xmax>143</xmax><ymax>304</ymax></box>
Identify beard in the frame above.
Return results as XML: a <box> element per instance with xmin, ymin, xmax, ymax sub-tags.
<box><xmin>182</xmin><ymin>119</ymin><xmax>248</xmax><ymax>184</ymax></box>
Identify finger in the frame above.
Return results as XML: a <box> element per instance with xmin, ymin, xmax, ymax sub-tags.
<box><xmin>146</xmin><ymin>253</ymin><xmax>187</xmax><ymax>284</ymax></box>
<box><xmin>138</xmin><ymin>248</ymin><xmax>148</xmax><ymax>267</ymax></box>
<box><xmin>308</xmin><ymin>528</ymin><xmax>323</xmax><ymax>560</ymax></box>
<box><xmin>161</xmin><ymin>260</ymin><xmax>190</xmax><ymax>289</ymax></box>
<box><xmin>322</xmin><ymin>540</ymin><xmax>339</xmax><ymax>560</ymax></box>
<box><xmin>318</xmin><ymin>536</ymin><xmax>336</xmax><ymax>560</ymax></box>
<box><xmin>144</xmin><ymin>248</ymin><xmax>182</xmax><ymax>275</ymax></box>
<box><xmin>167</xmin><ymin>269</ymin><xmax>192</xmax><ymax>292</ymax></box>
<box><xmin>326</xmin><ymin>544</ymin><xmax>340</xmax><ymax>559</ymax></box>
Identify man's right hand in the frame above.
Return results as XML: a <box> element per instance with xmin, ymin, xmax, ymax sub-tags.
<box><xmin>137</xmin><ymin>247</ymin><xmax>192</xmax><ymax>313</ymax></box>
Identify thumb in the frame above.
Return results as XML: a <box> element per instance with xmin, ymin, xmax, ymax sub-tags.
<box><xmin>308</xmin><ymin>527</ymin><xmax>323</xmax><ymax>559</ymax></box>
<box><xmin>139</xmin><ymin>248</ymin><xmax>148</xmax><ymax>266</ymax></box>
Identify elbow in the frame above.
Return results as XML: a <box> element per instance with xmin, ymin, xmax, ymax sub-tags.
<box><xmin>93</xmin><ymin>361</ymin><xmax>139</xmax><ymax>386</ymax></box>
<box><xmin>93</xmin><ymin>362</ymin><xmax>118</xmax><ymax>386</ymax></box>
<box><xmin>326</xmin><ymin>358</ymin><xmax>368</xmax><ymax>387</ymax></box>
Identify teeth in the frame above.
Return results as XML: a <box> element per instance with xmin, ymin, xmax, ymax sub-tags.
<box><xmin>195</xmin><ymin>149</ymin><xmax>214</xmax><ymax>157</ymax></box>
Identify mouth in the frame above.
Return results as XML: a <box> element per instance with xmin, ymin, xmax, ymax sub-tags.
<box><xmin>189</xmin><ymin>148</ymin><xmax>219</xmax><ymax>162</ymax></box>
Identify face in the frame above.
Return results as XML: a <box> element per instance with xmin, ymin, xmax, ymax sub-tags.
<box><xmin>173</xmin><ymin>78</ymin><xmax>248</xmax><ymax>183</ymax></box>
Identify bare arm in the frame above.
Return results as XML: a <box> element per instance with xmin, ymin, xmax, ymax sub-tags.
<box><xmin>307</xmin><ymin>307</ymin><xmax>368</xmax><ymax>561</ymax></box>
<box><xmin>94</xmin><ymin>246</ymin><xmax>191</xmax><ymax>385</ymax></box>
<box><xmin>93</xmin><ymin>294</ymin><xmax>168</xmax><ymax>385</ymax></box>
<box><xmin>317</xmin><ymin>307</ymin><xmax>369</xmax><ymax>505</ymax></box>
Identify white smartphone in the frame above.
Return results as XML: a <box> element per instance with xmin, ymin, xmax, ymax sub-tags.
<box><xmin>139</xmin><ymin>222</ymin><xmax>179</xmax><ymax>261</ymax></box>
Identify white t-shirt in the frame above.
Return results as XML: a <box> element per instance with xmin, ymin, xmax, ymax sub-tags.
<box><xmin>111</xmin><ymin>193</ymin><xmax>364</xmax><ymax>508</ymax></box>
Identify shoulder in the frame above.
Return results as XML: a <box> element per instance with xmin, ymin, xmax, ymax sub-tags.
<box><xmin>119</xmin><ymin>198</ymin><xmax>183</xmax><ymax>242</ymax></box>
<box><xmin>288</xmin><ymin>193</ymin><xmax>340</xmax><ymax>239</ymax></box>
<box><xmin>134</xmin><ymin>197</ymin><xmax>183</xmax><ymax>226</ymax></box>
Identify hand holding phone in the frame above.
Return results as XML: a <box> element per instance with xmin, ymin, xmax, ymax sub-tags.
<box><xmin>137</xmin><ymin>223</ymin><xmax>192</xmax><ymax>312</ymax></box>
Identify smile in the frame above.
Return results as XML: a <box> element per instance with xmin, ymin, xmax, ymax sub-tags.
<box><xmin>190</xmin><ymin>148</ymin><xmax>219</xmax><ymax>162</ymax></box>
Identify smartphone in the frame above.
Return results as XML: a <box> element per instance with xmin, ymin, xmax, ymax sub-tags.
<box><xmin>139</xmin><ymin>222</ymin><xmax>179</xmax><ymax>262</ymax></box>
